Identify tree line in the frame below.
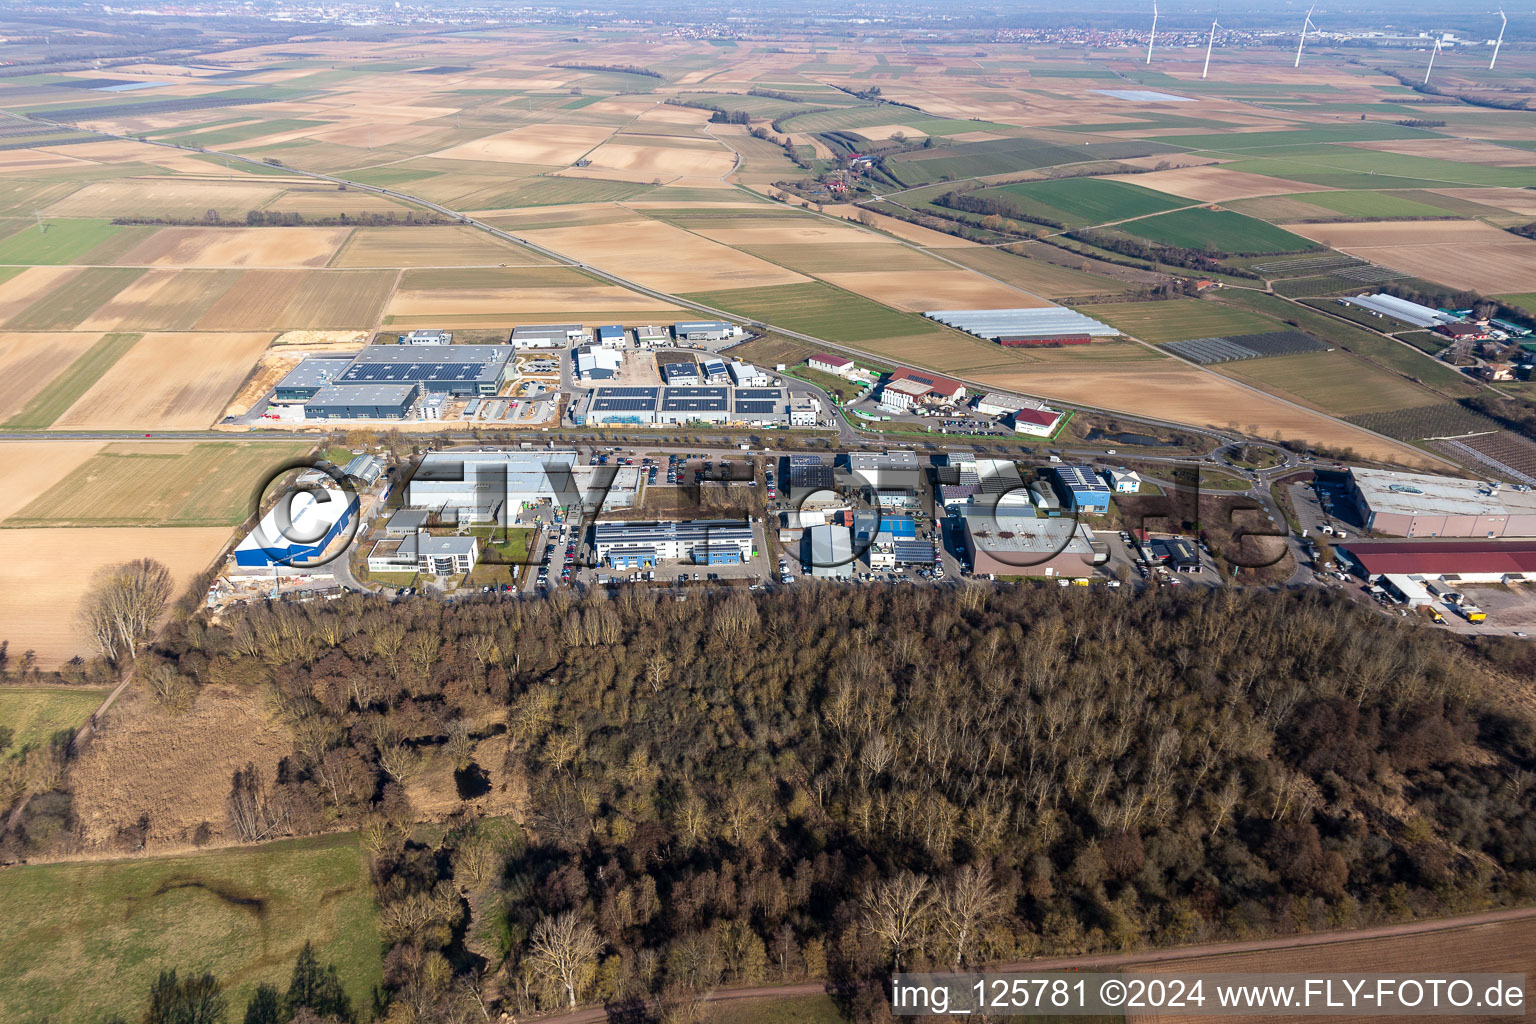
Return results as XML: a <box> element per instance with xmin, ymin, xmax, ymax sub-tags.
<box><xmin>46</xmin><ymin>583</ymin><xmax>1536</xmax><ymax>1021</ymax></box>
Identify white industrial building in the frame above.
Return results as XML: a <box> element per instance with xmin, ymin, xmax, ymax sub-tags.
<box><xmin>407</xmin><ymin>450</ymin><xmax>637</xmax><ymax>520</ymax></box>
<box><xmin>807</xmin><ymin>523</ymin><xmax>855</xmax><ymax>578</ymax></box>
<box><xmin>367</xmin><ymin>534</ymin><xmax>480</xmax><ymax>576</ymax></box>
<box><xmin>401</xmin><ymin>329</ymin><xmax>452</xmax><ymax>345</ymax></box>
<box><xmin>592</xmin><ymin>519</ymin><xmax>754</xmax><ymax>568</ymax></box>
<box><xmin>808</xmin><ymin>353</ymin><xmax>855</xmax><ymax>377</ymax></box>
<box><xmin>574</xmin><ymin>345</ymin><xmax>622</xmax><ymax>381</ymax></box>
<box><xmin>511</xmin><ymin>324</ymin><xmax>585</xmax><ymax>349</ymax></box>
<box><xmin>1104</xmin><ymin>469</ymin><xmax>1142</xmax><ymax>493</ymax></box>
<box><xmin>728</xmin><ymin>360</ymin><xmax>769</xmax><ymax>386</ymax></box>
<box><xmin>673</xmin><ymin>320</ymin><xmax>738</xmax><ymax>343</ymax></box>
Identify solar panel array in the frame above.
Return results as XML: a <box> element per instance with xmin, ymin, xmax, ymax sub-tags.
<box><xmin>735</xmin><ymin>400</ymin><xmax>782</xmax><ymax>414</ymax></box>
<box><xmin>591</xmin><ymin>386</ymin><xmax>660</xmax><ymax>412</ymax></box>
<box><xmin>1164</xmin><ymin>330</ymin><xmax>1330</xmax><ymax>365</ymax></box>
<box><xmin>662</xmin><ymin>387</ymin><xmax>728</xmax><ymax>412</ymax></box>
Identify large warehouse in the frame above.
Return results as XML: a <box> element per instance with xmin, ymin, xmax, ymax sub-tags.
<box><xmin>304</xmin><ymin>383</ymin><xmax>419</xmax><ymax>420</ymax></box>
<box><xmin>1346</xmin><ymin>468</ymin><xmax>1536</xmax><ymax>538</ymax></box>
<box><xmin>234</xmin><ymin>483</ymin><xmax>358</xmax><ymax>568</ymax></box>
<box><xmin>1340</xmin><ymin>539</ymin><xmax>1536</xmax><ymax>583</ymax></box>
<box><xmin>274</xmin><ymin>357</ymin><xmax>354</xmax><ymax>403</ymax></box>
<box><xmin>408</xmin><ymin>450</ymin><xmax>581</xmax><ymax>518</ymax></box>
<box><xmin>955</xmin><ymin>504</ymin><xmax>1101</xmax><ymax>578</ymax></box>
<box><xmin>334</xmin><ymin>344</ymin><xmax>513</xmax><ymax>397</ymax></box>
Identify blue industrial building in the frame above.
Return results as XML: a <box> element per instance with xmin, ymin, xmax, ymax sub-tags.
<box><xmin>234</xmin><ymin>486</ymin><xmax>359</xmax><ymax>567</ymax></box>
<box><xmin>1050</xmin><ymin>464</ymin><xmax>1112</xmax><ymax>514</ymax></box>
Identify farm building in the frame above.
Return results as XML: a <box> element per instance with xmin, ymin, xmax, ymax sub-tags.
<box><xmin>955</xmin><ymin>504</ymin><xmax>1099</xmax><ymax>578</ymax></box>
<box><xmin>234</xmin><ymin>483</ymin><xmax>358</xmax><ymax>568</ymax></box>
<box><xmin>593</xmin><ymin>519</ymin><xmax>753</xmax><ymax>568</ymax></box>
<box><xmin>1104</xmin><ymin>469</ymin><xmax>1142</xmax><ymax>494</ymax></box>
<box><xmin>728</xmin><ymin>360</ymin><xmax>769</xmax><ymax>387</ymax></box>
<box><xmin>1011</xmin><ymin>407</ymin><xmax>1063</xmax><ymax>437</ymax></box>
<box><xmin>304</xmin><ymin>383</ymin><xmax>419</xmax><ymax>420</ymax></box>
<box><xmin>1050</xmin><ymin>464</ymin><xmax>1112</xmax><ymax>514</ymax></box>
<box><xmin>1338</xmin><ymin>539</ymin><xmax>1536</xmax><ymax>583</ymax></box>
<box><xmin>673</xmin><ymin>320</ymin><xmax>736</xmax><ymax>342</ymax></box>
<box><xmin>596</xmin><ymin>325</ymin><xmax>626</xmax><ymax>348</ymax></box>
<box><xmin>400</xmin><ymin>329</ymin><xmax>452</xmax><ymax>346</ymax></box>
<box><xmin>808</xmin><ymin>353</ymin><xmax>855</xmax><ymax>376</ymax></box>
<box><xmin>274</xmin><ymin>357</ymin><xmax>354</xmax><ymax>403</ymax></box>
<box><xmin>574</xmin><ymin>345</ymin><xmax>621</xmax><ymax>381</ymax></box>
<box><xmin>878</xmin><ymin>367</ymin><xmax>966</xmax><ymax>410</ymax></box>
<box><xmin>1345</xmin><ymin>468</ymin><xmax>1536</xmax><ymax>538</ymax></box>
<box><xmin>807</xmin><ymin>524</ymin><xmax>855</xmax><ymax>578</ymax></box>
<box><xmin>660</xmin><ymin>361</ymin><xmax>701</xmax><ymax>385</ymax></box>
<box><xmin>926</xmin><ymin>306</ymin><xmax>1118</xmax><ymax>341</ymax></box>
<box><xmin>1338</xmin><ymin>294</ymin><xmax>1459</xmax><ymax>329</ymax></box>
<box><xmin>511</xmin><ymin>324</ymin><xmax>584</xmax><ymax>349</ymax></box>
<box><xmin>334</xmin><ymin>345</ymin><xmax>512</xmax><ymax>397</ymax></box>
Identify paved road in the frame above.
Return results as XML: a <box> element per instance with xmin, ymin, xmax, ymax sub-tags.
<box><xmin>520</xmin><ymin>906</ymin><xmax>1536</xmax><ymax>1024</ymax></box>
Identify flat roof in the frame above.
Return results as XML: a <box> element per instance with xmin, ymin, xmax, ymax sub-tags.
<box><xmin>958</xmin><ymin>506</ymin><xmax>1092</xmax><ymax>555</ymax></box>
<box><xmin>1343</xmin><ymin>539</ymin><xmax>1536</xmax><ymax>576</ymax></box>
<box><xmin>1350</xmin><ymin>468</ymin><xmax>1536</xmax><ymax>518</ymax></box>
<box><xmin>662</xmin><ymin>386</ymin><xmax>728</xmax><ymax>412</ymax></box>
<box><xmin>926</xmin><ymin>306</ymin><xmax>1119</xmax><ymax>339</ymax></box>
<box><xmin>308</xmin><ymin>382</ymin><xmax>417</xmax><ymax>406</ymax></box>
<box><xmin>277</xmin><ymin>357</ymin><xmax>354</xmax><ymax>389</ymax></box>
<box><xmin>1054</xmin><ymin>464</ymin><xmax>1111</xmax><ymax>492</ymax></box>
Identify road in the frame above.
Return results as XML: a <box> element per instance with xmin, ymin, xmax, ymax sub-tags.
<box><xmin>520</xmin><ymin>906</ymin><xmax>1536</xmax><ymax>1024</ymax></box>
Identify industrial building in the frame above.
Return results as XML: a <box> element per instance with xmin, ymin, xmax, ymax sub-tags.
<box><xmin>955</xmin><ymin>504</ymin><xmax>1100</xmax><ymax>578</ymax></box>
<box><xmin>341</xmin><ymin>454</ymin><xmax>385</xmax><ymax>487</ymax></box>
<box><xmin>673</xmin><ymin>320</ymin><xmax>736</xmax><ymax>342</ymax></box>
<box><xmin>596</xmin><ymin>325</ymin><xmax>626</xmax><ymax>348</ymax></box>
<box><xmin>1050</xmin><ymin>464</ymin><xmax>1112</xmax><ymax>514</ymax></box>
<box><xmin>331</xmin><ymin>344</ymin><xmax>513</xmax><ymax>398</ymax></box>
<box><xmin>701</xmin><ymin>357</ymin><xmax>729</xmax><ymax>383</ymax></box>
<box><xmin>1011</xmin><ymin>407</ymin><xmax>1063</xmax><ymax>437</ymax></box>
<box><xmin>592</xmin><ymin>519</ymin><xmax>753</xmax><ymax>568</ymax></box>
<box><xmin>572</xmin><ymin>386</ymin><xmax>660</xmax><ymax>426</ymax></box>
<box><xmin>807</xmin><ymin>523</ymin><xmax>855</xmax><ymax>577</ymax></box>
<box><xmin>1345</xmin><ymin>468</ymin><xmax>1536</xmax><ymax>538</ymax></box>
<box><xmin>634</xmin><ymin>325</ymin><xmax>669</xmax><ymax>348</ymax></box>
<box><xmin>234</xmin><ymin>483</ymin><xmax>358</xmax><ymax>568</ymax></box>
<box><xmin>1339</xmin><ymin>539</ymin><xmax>1536</xmax><ymax>583</ymax></box>
<box><xmin>274</xmin><ymin>357</ymin><xmax>354</xmax><ymax>403</ymax></box>
<box><xmin>660</xmin><ymin>361</ymin><xmax>701</xmax><ymax>385</ymax></box>
<box><xmin>999</xmin><ymin>333</ymin><xmax>1091</xmax><ymax>348</ymax></box>
<box><xmin>574</xmin><ymin>345</ymin><xmax>621</xmax><ymax>381</ymax></box>
<box><xmin>878</xmin><ymin>367</ymin><xmax>966</xmax><ymax>411</ymax></box>
<box><xmin>511</xmin><ymin>324</ymin><xmax>584</xmax><ymax>349</ymax></box>
<box><xmin>974</xmin><ymin>392</ymin><xmax>1029</xmax><ymax>417</ymax></box>
<box><xmin>659</xmin><ymin>386</ymin><xmax>729</xmax><ymax>424</ymax></box>
<box><xmin>789</xmin><ymin>454</ymin><xmax>834</xmax><ymax>491</ymax></box>
<box><xmin>853</xmin><ymin>512</ymin><xmax>920</xmax><ymax>568</ymax></box>
<box><xmin>383</xmin><ymin>508</ymin><xmax>431</xmax><ymax>536</ymax></box>
<box><xmin>808</xmin><ymin>354</ymin><xmax>855</xmax><ymax>377</ymax></box>
<box><xmin>400</xmin><ymin>329</ymin><xmax>452</xmax><ymax>346</ymax></box>
<box><xmin>408</xmin><ymin>450</ymin><xmax>584</xmax><ymax>520</ymax></box>
<box><xmin>925</xmin><ymin>306</ymin><xmax>1118</xmax><ymax>342</ymax></box>
<box><xmin>728</xmin><ymin>360</ymin><xmax>769</xmax><ymax>387</ymax></box>
<box><xmin>731</xmin><ymin>387</ymin><xmax>792</xmax><ymax>427</ymax></box>
<box><xmin>304</xmin><ymin>382</ymin><xmax>419</xmax><ymax>420</ymax></box>
<box><xmin>367</xmin><ymin>534</ymin><xmax>479</xmax><ymax>576</ymax></box>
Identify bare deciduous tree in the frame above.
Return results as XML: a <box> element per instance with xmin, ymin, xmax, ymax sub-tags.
<box><xmin>861</xmin><ymin>871</ymin><xmax>934</xmax><ymax>971</ymax></box>
<box><xmin>79</xmin><ymin>558</ymin><xmax>173</xmax><ymax>662</ymax></box>
<box><xmin>525</xmin><ymin>911</ymin><xmax>603</xmax><ymax>1008</ymax></box>
<box><xmin>227</xmin><ymin>762</ymin><xmax>286</xmax><ymax>842</ymax></box>
<box><xmin>937</xmin><ymin>863</ymin><xmax>1005</xmax><ymax>968</ymax></box>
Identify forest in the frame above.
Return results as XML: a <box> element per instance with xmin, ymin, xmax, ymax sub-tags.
<box><xmin>11</xmin><ymin>584</ymin><xmax>1536</xmax><ymax>1022</ymax></box>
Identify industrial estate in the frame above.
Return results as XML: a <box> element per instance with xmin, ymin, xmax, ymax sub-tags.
<box><xmin>4</xmin><ymin>0</ymin><xmax>1536</xmax><ymax>1021</ymax></box>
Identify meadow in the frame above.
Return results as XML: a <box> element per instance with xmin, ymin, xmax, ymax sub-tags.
<box><xmin>0</xmin><ymin>217</ymin><xmax>126</xmax><ymax>264</ymax></box>
<box><xmin>1220</xmin><ymin>350</ymin><xmax>1444</xmax><ymax>416</ymax></box>
<box><xmin>1073</xmin><ymin>299</ymin><xmax>1281</xmax><ymax>345</ymax></box>
<box><xmin>0</xmin><ymin>685</ymin><xmax>110</xmax><ymax>753</ymax></box>
<box><xmin>975</xmin><ymin>177</ymin><xmax>1189</xmax><ymax>228</ymax></box>
<box><xmin>0</xmin><ymin>834</ymin><xmax>382</xmax><ymax>1024</ymax></box>
<box><xmin>1113</xmin><ymin>208</ymin><xmax>1319</xmax><ymax>255</ymax></box>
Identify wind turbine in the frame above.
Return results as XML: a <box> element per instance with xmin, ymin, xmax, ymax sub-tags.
<box><xmin>1424</xmin><ymin>34</ymin><xmax>1443</xmax><ymax>85</ymax></box>
<box><xmin>1294</xmin><ymin>4</ymin><xmax>1317</xmax><ymax>68</ymax></box>
<box><xmin>1490</xmin><ymin>8</ymin><xmax>1507</xmax><ymax>70</ymax></box>
<box><xmin>1147</xmin><ymin>0</ymin><xmax>1158</xmax><ymax>65</ymax></box>
<box><xmin>1202</xmin><ymin>18</ymin><xmax>1222</xmax><ymax>80</ymax></box>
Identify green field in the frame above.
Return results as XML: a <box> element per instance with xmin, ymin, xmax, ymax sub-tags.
<box><xmin>683</xmin><ymin>281</ymin><xmax>941</xmax><ymax>344</ymax></box>
<box><xmin>0</xmin><ymin>685</ymin><xmax>109</xmax><ymax>754</ymax></box>
<box><xmin>1498</xmin><ymin>293</ymin><xmax>1536</xmax><ymax>313</ymax></box>
<box><xmin>3</xmin><ymin>332</ymin><xmax>141</xmax><ymax>429</ymax></box>
<box><xmin>975</xmin><ymin>177</ymin><xmax>1188</xmax><ymax>228</ymax></box>
<box><xmin>1223</xmin><ymin>147</ymin><xmax>1536</xmax><ymax>190</ymax></box>
<box><xmin>882</xmin><ymin>137</ymin><xmax>1172</xmax><ymax>187</ymax></box>
<box><xmin>452</xmin><ymin>175</ymin><xmax>652</xmax><ymax>209</ymax></box>
<box><xmin>1151</xmin><ymin>122</ymin><xmax>1432</xmax><ymax>153</ymax></box>
<box><xmin>1221</xmin><ymin>350</ymin><xmax>1443</xmax><ymax>416</ymax></box>
<box><xmin>0</xmin><ymin>218</ymin><xmax>125</xmax><ymax>265</ymax></box>
<box><xmin>7</xmin><ymin>266</ymin><xmax>145</xmax><ymax>330</ymax></box>
<box><xmin>3</xmin><ymin>441</ymin><xmax>313</xmax><ymax>527</ymax></box>
<box><xmin>1073</xmin><ymin>299</ymin><xmax>1280</xmax><ymax>344</ymax></box>
<box><xmin>1114</xmin><ymin>208</ymin><xmax>1318</xmax><ymax>255</ymax></box>
<box><xmin>0</xmin><ymin>834</ymin><xmax>382</xmax><ymax>1024</ymax></box>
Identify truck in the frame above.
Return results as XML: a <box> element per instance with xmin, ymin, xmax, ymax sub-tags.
<box><xmin>1459</xmin><ymin>603</ymin><xmax>1487</xmax><ymax>623</ymax></box>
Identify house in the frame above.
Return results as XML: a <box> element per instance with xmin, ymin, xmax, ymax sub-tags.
<box><xmin>808</xmin><ymin>353</ymin><xmax>855</xmax><ymax>377</ymax></box>
<box><xmin>1011</xmin><ymin>407</ymin><xmax>1062</xmax><ymax>437</ymax></box>
<box><xmin>1482</xmin><ymin>362</ymin><xmax>1516</xmax><ymax>381</ymax></box>
<box><xmin>1104</xmin><ymin>468</ymin><xmax>1142</xmax><ymax>494</ymax></box>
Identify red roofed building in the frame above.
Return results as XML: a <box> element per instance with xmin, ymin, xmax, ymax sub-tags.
<box><xmin>997</xmin><ymin>334</ymin><xmax>1091</xmax><ymax>348</ymax></box>
<box><xmin>1010</xmin><ymin>406</ymin><xmax>1063</xmax><ymax>437</ymax></box>
<box><xmin>807</xmin><ymin>353</ymin><xmax>856</xmax><ymax>377</ymax></box>
<box><xmin>885</xmin><ymin>366</ymin><xmax>966</xmax><ymax>402</ymax></box>
<box><xmin>1341</xmin><ymin>539</ymin><xmax>1536</xmax><ymax>583</ymax></box>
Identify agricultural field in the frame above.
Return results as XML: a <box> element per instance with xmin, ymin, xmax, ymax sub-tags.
<box><xmin>192</xmin><ymin>269</ymin><xmax>395</xmax><ymax>330</ymax></box>
<box><xmin>4</xmin><ymin>267</ymin><xmax>146</xmax><ymax>331</ymax></box>
<box><xmin>1074</xmin><ymin>299</ymin><xmax>1281</xmax><ymax>345</ymax></box>
<box><xmin>3</xmin><ymin>441</ymin><xmax>311</xmax><ymax>528</ymax></box>
<box><xmin>1113</xmin><ymin>208</ymin><xmax>1319</xmax><ymax>255</ymax></box>
<box><xmin>1230</xmin><ymin>189</ymin><xmax>1474</xmax><ymax>223</ymax></box>
<box><xmin>934</xmin><ymin>246</ymin><xmax>1136</xmax><ymax>298</ymax></box>
<box><xmin>683</xmin><ymin>280</ymin><xmax>948</xmax><ymax>346</ymax></box>
<box><xmin>50</xmin><ymin>331</ymin><xmax>275</xmax><ymax>430</ymax></box>
<box><xmin>1280</xmin><ymin>220</ymin><xmax>1536</xmax><ymax>293</ymax></box>
<box><xmin>112</xmin><ymin>226</ymin><xmax>350</xmax><ymax>268</ymax></box>
<box><xmin>0</xmin><ymin>218</ymin><xmax>128</xmax><ymax>264</ymax></box>
<box><xmin>328</xmin><ymin>224</ymin><xmax>555</xmax><ymax>268</ymax></box>
<box><xmin>3</xmin><ymin>332</ymin><xmax>142</xmax><ymax>429</ymax></box>
<box><xmin>1219</xmin><ymin>350</ymin><xmax>1444</xmax><ymax>417</ymax></box>
<box><xmin>971</xmin><ymin>177</ymin><xmax>1190</xmax><ymax>228</ymax></box>
<box><xmin>0</xmin><ymin>834</ymin><xmax>382</xmax><ymax>1024</ymax></box>
<box><xmin>0</xmin><ymin>685</ymin><xmax>110</xmax><ymax>754</ymax></box>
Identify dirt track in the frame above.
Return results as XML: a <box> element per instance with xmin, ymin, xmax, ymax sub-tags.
<box><xmin>524</xmin><ymin>906</ymin><xmax>1536</xmax><ymax>1023</ymax></box>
